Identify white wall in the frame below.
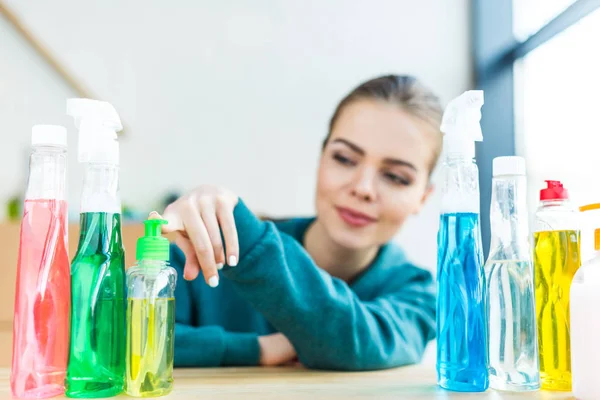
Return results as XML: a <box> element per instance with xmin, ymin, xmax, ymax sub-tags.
<box><xmin>0</xmin><ymin>0</ymin><xmax>472</xmax><ymax>271</ymax></box>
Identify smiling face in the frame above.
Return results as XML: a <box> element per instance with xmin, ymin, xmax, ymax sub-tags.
<box><xmin>316</xmin><ymin>99</ymin><xmax>437</xmax><ymax>250</ymax></box>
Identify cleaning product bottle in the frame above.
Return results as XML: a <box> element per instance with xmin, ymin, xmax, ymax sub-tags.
<box><xmin>436</xmin><ymin>90</ymin><xmax>488</xmax><ymax>392</ymax></box>
<box><xmin>65</xmin><ymin>99</ymin><xmax>126</xmax><ymax>398</ymax></box>
<box><xmin>570</xmin><ymin>203</ymin><xmax>600</xmax><ymax>400</ymax></box>
<box><xmin>11</xmin><ymin>125</ymin><xmax>70</xmax><ymax>399</ymax></box>
<box><xmin>485</xmin><ymin>156</ymin><xmax>539</xmax><ymax>391</ymax></box>
<box><xmin>125</xmin><ymin>218</ymin><xmax>177</xmax><ymax>397</ymax></box>
<box><xmin>533</xmin><ymin>180</ymin><xmax>580</xmax><ymax>391</ymax></box>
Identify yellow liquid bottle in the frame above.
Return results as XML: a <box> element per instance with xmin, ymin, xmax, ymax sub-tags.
<box><xmin>127</xmin><ymin>298</ymin><xmax>175</xmax><ymax>397</ymax></box>
<box><xmin>533</xmin><ymin>181</ymin><xmax>581</xmax><ymax>392</ymax></box>
<box><xmin>126</xmin><ymin>219</ymin><xmax>177</xmax><ymax>397</ymax></box>
<box><xmin>534</xmin><ymin>230</ymin><xmax>580</xmax><ymax>391</ymax></box>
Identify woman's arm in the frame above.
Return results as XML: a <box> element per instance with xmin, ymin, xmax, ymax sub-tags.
<box><xmin>172</xmin><ymin>246</ymin><xmax>260</xmax><ymax>367</ymax></box>
<box><xmin>174</xmin><ymin>324</ymin><xmax>260</xmax><ymax>367</ymax></box>
<box><xmin>162</xmin><ymin>188</ymin><xmax>435</xmax><ymax>371</ymax></box>
<box><xmin>222</xmin><ymin>200</ymin><xmax>436</xmax><ymax>371</ymax></box>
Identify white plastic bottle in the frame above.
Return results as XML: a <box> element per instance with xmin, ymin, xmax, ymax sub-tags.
<box><xmin>571</xmin><ymin>204</ymin><xmax>600</xmax><ymax>400</ymax></box>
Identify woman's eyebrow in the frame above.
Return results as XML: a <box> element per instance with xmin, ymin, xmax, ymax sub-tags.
<box><xmin>332</xmin><ymin>138</ymin><xmax>417</xmax><ymax>171</ymax></box>
<box><xmin>331</xmin><ymin>138</ymin><xmax>364</xmax><ymax>155</ymax></box>
<box><xmin>383</xmin><ymin>158</ymin><xmax>417</xmax><ymax>171</ymax></box>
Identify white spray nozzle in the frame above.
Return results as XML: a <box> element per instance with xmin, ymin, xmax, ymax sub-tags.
<box><xmin>66</xmin><ymin>99</ymin><xmax>122</xmax><ymax>132</ymax></box>
<box><xmin>440</xmin><ymin>90</ymin><xmax>484</xmax><ymax>158</ymax></box>
<box><xmin>66</xmin><ymin>98</ymin><xmax>122</xmax><ymax>164</ymax></box>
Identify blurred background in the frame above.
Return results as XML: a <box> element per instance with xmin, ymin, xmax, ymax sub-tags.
<box><xmin>2</xmin><ymin>0</ymin><xmax>600</xmax><ymax>336</ymax></box>
<box><xmin>4</xmin><ymin>0</ymin><xmax>600</xmax><ymax>269</ymax></box>
<box><xmin>1</xmin><ymin>0</ymin><xmax>473</xmax><ymax>272</ymax></box>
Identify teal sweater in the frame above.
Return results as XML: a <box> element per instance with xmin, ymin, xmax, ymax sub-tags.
<box><xmin>173</xmin><ymin>200</ymin><xmax>436</xmax><ymax>371</ymax></box>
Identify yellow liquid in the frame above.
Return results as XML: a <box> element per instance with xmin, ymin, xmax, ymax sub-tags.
<box><xmin>533</xmin><ymin>230</ymin><xmax>580</xmax><ymax>391</ymax></box>
<box><xmin>125</xmin><ymin>298</ymin><xmax>175</xmax><ymax>397</ymax></box>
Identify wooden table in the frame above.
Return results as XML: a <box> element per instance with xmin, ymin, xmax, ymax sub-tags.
<box><xmin>0</xmin><ymin>366</ymin><xmax>574</xmax><ymax>399</ymax></box>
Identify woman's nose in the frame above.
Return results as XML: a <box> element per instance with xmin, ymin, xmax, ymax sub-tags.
<box><xmin>350</xmin><ymin>167</ymin><xmax>377</xmax><ymax>202</ymax></box>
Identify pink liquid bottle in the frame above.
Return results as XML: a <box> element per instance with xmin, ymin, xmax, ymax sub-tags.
<box><xmin>11</xmin><ymin>125</ymin><xmax>71</xmax><ymax>398</ymax></box>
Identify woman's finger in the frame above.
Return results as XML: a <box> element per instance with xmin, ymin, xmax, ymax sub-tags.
<box><xmin>152</xmin><ymin>210</ymin><xmax>202</xmax><ymax>279</ymax></box>
<box><xmin>216</xmin><ymin>199</ymin><xmax>239</xmax><ymax>267</ymax></box>
<box><xmin>200</xmin><ymin>204</ymin><xmax>226</xmax><ymax>269</ymax></box>
<box><xmin>217</xmin><ymin>248</ymin><xmax>225</xmax><ymax>270</ymax></box>
<box><xmin>174</xmin><ymin>232</ymin><xmax>200</xmax><ymax>281</ymax></box>
<box><xmin>162</xmin><ymin>203</ymin><xmax>185</xmax><ymax>233</ymax></box>
<box><xmin>148</xmin><ymin>211</ymin><xmax>161</xmax><ymax>220</ymax></box>
<box><xmin>180</xmin><ymin>202</ymin><xmax>219</xmax><ymax>287</ymax></box>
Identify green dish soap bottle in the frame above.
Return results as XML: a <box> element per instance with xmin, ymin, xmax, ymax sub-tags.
<box><xmin>65</xmin><ymin>99</ymin><xmax>126</xmax><ymax>398</ymax></box>
<box><xmin>126</xmin><ymin>218</ymin><xmax>177</xmax><ymax>397</ymax></box>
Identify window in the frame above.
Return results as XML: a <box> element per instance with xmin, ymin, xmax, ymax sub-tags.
<box><xmin>474</xmin><ymin>0</ymin><xmax>600</xmax><ymax>255</ymax></box>
<box><xmin>521</xmin><ymin>8</ymin><xmax>600</xmax><ymax>210</ymax></box>
<box><xmin>514</xmin><ymin>0</ymin><xmax>577</xmax><ymax>39</ymax></box>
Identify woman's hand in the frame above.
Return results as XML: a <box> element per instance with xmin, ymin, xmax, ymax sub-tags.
<box><xmin>160</xmin><ymin>185</ymin><xmax>240</xmax><ymax>286</ymax></box>
<box><xmin>258</xmin><ymin>333</ymin><xmax>298</xmax><ymax>366</ymax></box>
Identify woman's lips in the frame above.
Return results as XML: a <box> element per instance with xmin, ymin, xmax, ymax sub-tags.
<box><xmin>336</xmin><ymin>207</ymin><xmax>377</xmax><ymax>228</ymax></box>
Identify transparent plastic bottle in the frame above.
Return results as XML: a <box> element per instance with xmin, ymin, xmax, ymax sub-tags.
<box><xmin>66</xmin><ymin>99</ymin><xmax>126</xmax><ymax>398</ymax></box>
<box><xmin>570</xmin><ymin>203</ymin><xmax>600</xmax><ymax>400</ymax></box>
<box><xmin>533</xmin><ymin>180</ymin><xmax>580</xmax><ymax>391</ymax></box>
<box><xmin>436</xmin><ymin>90</ymin><xmax>488</xmax><ymax>392</ymax></box>
<box><xmin>485</xmin><ymin>156</ymin><xmax>539</xmax><ymax>392</ymax></box>
<box><xmin>11</xmin><ymin>125</ymin><xmax>70</xmax><ymax>399</ymax></box>
<box><xmin>126</xmin><ymin>219</ymin><xmax>177</xmax><ymax>397</ymax></box>
<box><xmin>437</xmin><ymin>154</ymin><xmax>488</xmax><ymax>392</ymax></box>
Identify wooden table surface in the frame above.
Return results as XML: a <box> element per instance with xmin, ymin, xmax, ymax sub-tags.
<box><xmin>0</xmin><ymin>366</ymin><xmax>575</xmax><ymax>399</ymax></box>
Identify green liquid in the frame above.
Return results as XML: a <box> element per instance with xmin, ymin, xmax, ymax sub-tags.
<box><xmin>66</xmin><ymin>213</ymin><xmax>126</xmax><ymax>398</ymax></box>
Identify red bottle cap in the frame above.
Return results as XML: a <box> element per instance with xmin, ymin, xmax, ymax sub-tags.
<box><xmin>540</xmin><ymin>180</ymin><xmax>569</xmax><ymax>201</ymax></box>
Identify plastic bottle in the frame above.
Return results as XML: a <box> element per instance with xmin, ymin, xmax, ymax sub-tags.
<box><xmin>11</xmin><ymin>126</ymin><xmax>71</xmax><ymax>399</ymax></box>
<box><xmin>484</xmin><ymin>156</ymin><xmax>539</xmax><ymax>391</ymax></box>
<box><xmin>436</xmin><ymin>90</ymin><xmax>488</xmax><ymax>392</ymax></box>
<box><xmin>125</xmin><ymin>218</ymin><xmax>177</xmax><ymax>397</ymax></box>
<box><xmin>65</xmin><ymin>99</ymin><xmax>126</xmax><ymax>398</ymax></box>
<box><xmin>533</xmin><ymin>180</ymin><xmax>580</xmax><ymax>391</ymax></box>
<box><xmin>570</xmin><ymin>203</ymin><xmax>600</xmax><ymax>400</ymax></box>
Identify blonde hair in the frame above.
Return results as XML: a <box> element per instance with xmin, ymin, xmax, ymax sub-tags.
<box><xmin>325</xmin><ymin>75</ymin><xmax>443</xmax><ymax>172</ymax></box>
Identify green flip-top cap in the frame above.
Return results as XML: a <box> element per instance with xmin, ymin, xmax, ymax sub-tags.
<box><xmin>136</xmin><ymin>219</ymin><xmax>169</xmax><ymax>261</ymax></box>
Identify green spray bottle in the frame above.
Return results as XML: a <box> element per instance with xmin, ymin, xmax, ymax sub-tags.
<box><xmin>126</xmin><ymin>218</ymin><xmax>177</xmax><ymax>397</ymax></box>
<box><xmin>66</xmin><ymin>99</ymin><xmax>126</xmax><ymax>398</ymax></box>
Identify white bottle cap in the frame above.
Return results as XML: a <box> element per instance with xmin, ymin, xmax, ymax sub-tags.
<box><xmin>31</xmin><ymin>125</ymin><xmax>67</xmax><ymax>148</ymax></box>
<box><xmin>493</xmin><ymin>156</ymin><xmax>526</xmax><ymax>177</ymax></box>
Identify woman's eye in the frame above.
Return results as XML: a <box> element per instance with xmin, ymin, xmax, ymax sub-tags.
<box><xmin>333</xmin><ymin>153</ymin><xmax>356</xmax><ymax>166</ymax></box>
<box><xmin>384</xmin><ymin>172</ymin><xmax>410</xmax><ymax>186</ymax></box>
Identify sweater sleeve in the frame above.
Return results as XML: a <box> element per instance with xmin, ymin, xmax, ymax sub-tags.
<box><xmin>174</xmin><ymin>324</ymin><xmax>260</xmax><ymax>367</ymax></box>
<box><xmin>222</xmin><ymin>200</ymin><xmax>436</xmax><ymax>371</ymax></box>
<box><xmin>172</xmin><ymin>245</ymin><xmax>260</xmax><ymax>367</ymax></box>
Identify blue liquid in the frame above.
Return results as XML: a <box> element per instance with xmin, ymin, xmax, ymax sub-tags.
<box><xmin>436</xmin><ymin>212</ymin><xmax>489</xmax><ymax>392</ymax></box>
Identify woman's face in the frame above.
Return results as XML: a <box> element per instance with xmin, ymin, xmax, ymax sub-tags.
<box><xmin>316</xmin><ymin>99</ymin><xmax>435</xmax><ymax>250</ymax></box>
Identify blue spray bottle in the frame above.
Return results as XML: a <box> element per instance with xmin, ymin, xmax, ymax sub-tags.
<box><xmin>436</xmin><ymin>90</ymin><xmax>488</xmax><ymax>392</ymax></box>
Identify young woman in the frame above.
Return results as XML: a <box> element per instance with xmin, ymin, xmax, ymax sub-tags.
<box><xmin>161</xmin><ymin>75</ymin><xmax>444</xmax><ymax>370</ymax></box>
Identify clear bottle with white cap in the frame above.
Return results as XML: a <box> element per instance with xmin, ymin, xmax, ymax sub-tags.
<box><xmin>484</xmin><ymin>156</ymin><xmax>540</xmax><ymax>391</ymax></box>
<box><xmin>11</xmin><ymin>125</ymin><xmax>71</xmax><ymax>398</ymax></box>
